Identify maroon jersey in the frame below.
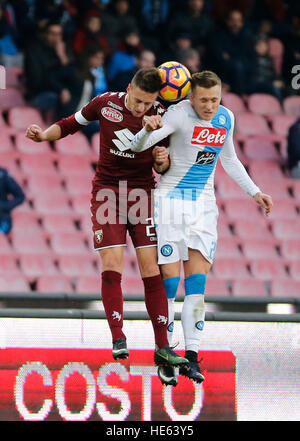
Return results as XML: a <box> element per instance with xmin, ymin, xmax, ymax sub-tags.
<box><xmin>56</xmin><ymin>92</ymin><xmax>166</xmax><ymax>190</ymax></box>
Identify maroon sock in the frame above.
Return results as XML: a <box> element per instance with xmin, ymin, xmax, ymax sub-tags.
<box><xmin>101</xmin><ymin>270</ymin><xmax>126</xmax><ymax>342</ymax></box>
<box><xmin>143</xmin><ymin>274</ymin><xmax>169</xmax><ymax>348</ymax></box>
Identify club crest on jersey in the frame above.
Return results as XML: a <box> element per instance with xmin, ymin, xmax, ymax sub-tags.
<box><xmin>101</xmin><ymin>106</ymin><xmax>123</xmax><ymax>122</ymax></box>
<box><xmin>94</xmin><ymin>229</ymin><xmax>103</xmax><ymax>244</ymax></box>
<box><xmin>161</xmin><ymin>244</ymin><xmax>173</xmax><ymax>257</ymax></box>
<box><xmin>191</xmin><ymin>127</ymin><xmax>226</xmax><ymax>146</ymax></box>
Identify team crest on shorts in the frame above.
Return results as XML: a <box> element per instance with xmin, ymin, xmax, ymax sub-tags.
<box><xmin>161</xmin><ymin>244</ymin><xmax>173</xmax><ymax>257</ymax></box>
<box><xmin>94</xmin><ymin>229</ymin><xmax>103</xmax><ymax>244</ymax></box>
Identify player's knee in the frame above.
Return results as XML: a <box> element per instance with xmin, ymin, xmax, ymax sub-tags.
<box><xmin>139</xmin><ymin>261</ymin><xmax>160</xmax><ymax>278</ymax></box>
<box><xmin>100</xmin><ymin>251</ymin><xmax>123</xmax><ymax>273</ymax></box>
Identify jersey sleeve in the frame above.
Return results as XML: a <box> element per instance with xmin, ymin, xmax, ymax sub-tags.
<box><xmin>56</xmin><ymin>94</ymin><xmax>107</xmax><ymax>138</ymax></box>
<box><xmin>219</xmin><ymin>110</ymin><xmax>261</xmax><ymax>197</ymax></box>
<box><xmin>131</xmin><ymin>105</ymin><xmax>181</xmax><ymax>152</ymax></box>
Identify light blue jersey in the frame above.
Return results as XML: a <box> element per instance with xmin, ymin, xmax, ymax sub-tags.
<box><xmin>131</xmin><ymin>99</ymin><xmax>260</xmax><ymax>201</ymax></box>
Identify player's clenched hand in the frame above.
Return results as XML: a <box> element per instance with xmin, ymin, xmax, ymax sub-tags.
<box><xmin>143</xmin><ymin>115</ymin><xmax>162</xmax><ymax>132</ymax></box>
<box><xmin>153</xmin><ymin>146</ymin><xmax>169</xmax><ymax>165</ymax></box>
<box><xmin>25</xmin><ymin>124</ymin><xmax>46</xmax><ymax>142</ymax></box>
<box><xmin>253</xmin><ymin>192</ymin><xmax>273</xmax><ymax>216</ymax></box>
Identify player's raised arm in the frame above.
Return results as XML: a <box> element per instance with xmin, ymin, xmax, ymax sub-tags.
<box><xmin>219</xmin><ymin>110</ymin><xmax>273</xmax><ymax>216</ymax></box>
<box><xmin>131</xmin><ymin>106</ymin><xmax>180</xmax><ymax>152</ymax></box>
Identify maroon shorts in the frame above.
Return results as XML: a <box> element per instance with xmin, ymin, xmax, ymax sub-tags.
<box><xmin>90</xmin><ymin>183</ymin><xmax>157</xmax><ymax>250</ymax></box>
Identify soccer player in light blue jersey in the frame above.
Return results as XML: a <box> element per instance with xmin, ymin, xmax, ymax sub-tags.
<box><xmin>131</xmin><ymin>70</ymin><xmax>273</xmax><ymax>386</ymax></box>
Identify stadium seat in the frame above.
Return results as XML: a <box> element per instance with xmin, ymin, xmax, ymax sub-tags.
<box><xmin>19</xmin><ymin>152</ymin><xmax>57</xmax><ymax>175</ymax></box>
<box><xmin>247</xmin><ymin>93</ymin><xmax>282</xmax><ymax>116</ymax></box>
<box><xmin>70</xmin><ymin>194</ymin><xmax>92</xmax><ymax>215</ymax></box>
<box><xmin>290</xmin><ymin>180</ymin><xmax>300</xmax><ymax>200</ymax></box>
<box><xmin>36</xmin><ymin>275</ymin><xmax>73</xmax><ymax>293</ymax></box>
<box><xmin>270</xmin><ymin>279</ymin><xmax>300</xmax><ymax>297</ymax></box>
<box><xmin>280</xmin><ymin>239</ymin><xmax>300</xmax><ymax>261</ymax></box>
<box><xmin>64</xmin><ymin>175</ymin><xmax>92</xmax><ymax>196</ymax></box>
<box><xmin>19</xmin><ymin>254</ymin><xmax>59</xmax><ymax>278</ymax></box>
<box><xmin>222</xmin><ymin>198</ymin><xmax>263</xmax><ymax>220</ymax></box>
<box><xmin>0</xmin><ymin>234</ymin><xmax>14</xmax><ymax>254</ymax></box>
<box><xmin>0</xmin><ymin>254</ymin><xmax>21</xmax><ymax>275</ymax></box>
<box><xmin>58</xmin><ymin>255</ymin><xmax>97</xmax><ymax>277</ymax></box>
<box><xmin>57</xmin><ymin>155</ymin><xmax>95</xmax><ymax>177</ymax></box>
<box><xmin>33</xmin><ymin>193</ymin><xmax>73</xmax><ymax>215</ymax></box>
<box><xmin>122</xmin><ymin>277</ymin><xmax>144</xmax><ymax>294</ymax></box>
<box><xmin>247</xmin><ymin>160</ymin><xmax>285</xmax><ymax>181</ymax></box>
<box><xmin>41</xmin><ymin>213</ymin><xmax>78</xmax><ymax>233</ymax></box>
<box><xmin>268</xmin><ymin>199</ymin><xmax>299</xmax><ymax>220</ymax></box>
<box><xmin>217</xmin><ymin>218</ymin><xmax>233</xmax><ymax>238</ymax></box>
<box><xmin>250</xmin><ymin>260</ymin><xmax>289</xmax><ymax>280</ymax></box>
<box><xmin>212</xmin><ymin>258</ymin><xmax>250</xmax><ymax>279</ymax></box>
<box><xmin>205</xmin><ymin>278</ymin><xmax>230</xmax><ymax>296</ymax></box>
<box><xmin>289</xmin><ymin>262</ymin><xmax>300</xmax><ymax>281</ymax></box>
<box><xmin>269</xmin><ymin>38</ymin><xmax>284</xmax><ymax>75</ymax></box>
<box><xmin>11</xmin><ymin>211</ymin><xmax>42</xmax><ymax>233</ymax></box>
<box><xmin>272</xmin><ymin>219</ymin><xmax>300</xmax><ymax>240</ymax></box>
<box><xmin>214</xmin><ymin>237</ymin><xmax>242</xmax><ymax>259</ymax></box>
<box><xmin>0</xmin><ymin>88</ymin><xmax>25</xmax><ymax>110</ymax></box>
<box><xmin>216</xmin><ymin>176</ymin><xmax>248</xmax><ymax>199</ymax></box>
<box><xmin>11</xmin><ymin>230</ymin><xmax>51</xmax><ymax>254</ymax></box>
<box><xmin>0</xmin><ymin>131</ymin><xmax>14</xmax><ymax>152</ymax></box>
<box><xmin>221</xmin><ymin>93</ymin><xmax>247</xmax><ymax>113</ymax></box>
<box><xmin>235</xmin><ymin>113</ymin><xmax>271</xmax><ymax>136</ymax></box>
<box><xmin>8</xmin><ymin>106</ymin><xmax>45</xmax><ymax>130</ymax></box>
<box><xmin>231</xmin><ymin>279</ymin><xmax>268</xmax><ymax>297</ymax></box>
<box><xmin>14</xmin><ymin>132</ymin><xmax>52</xmax><ymax>153</ymax></box>
<box><xmin>232</xmin><ymin>219</ymin><xmax>273</xmax><ymax>239</ymax></box>
<box><xmin>0</xmin><ymin>151</ymin><xmax>21</xmax><ymax>176</ymax></box>
<box><xmin>255</xmin><ymin>178</ymin><xmax>291</xmax><ymax>199</ymax></box>
<box><xmin>76</xmin><ymin>275</ymin><xmax>100</xmax><ymax>294</ymax></box>
<box><xmin>241</xmin><ymin>238</ymin><xmax>280</xmax><ymax>260</ymax></box>
<box><xmin>55</xmin><ymin>132</ymin><xmax>92</xmax><ymax>155</ymax></box>
<box><xmin>243</xmin><ymin>136</ymin><xmax>281</xmax><ymax>161</ymax></box>
<box><xmin>50</xmin><ymin>232</ymin><xmax>91</xmax><ymax>255</ymax></box>
<box><xmin>270</xmin><ymin>114</ymin><xmax>296</xmax><ymax>137</ymax></box>
<box><xmin>79</xmin><ymin>215</ymin><xmax>93</xmax><ymax>234</ymax></box>
<box><xmin>5</xmin><ymin>66</ymin><xmax>24</xmax><ymax>89</ymax></box>
<box><xmin>283</xmin><ymin>96</ymin><xmax>300</xmax><ymax>117</ymax></box>
<box><xmin>123</xmin><ymin>256</ymin><xmax>140</xmax><ymax>277</ymax></box>
<box><xmin>26</xmin><ymin>174</ymin><xmax>65</xmax><ymax>197</ymax></box>
<box><xmin>0</xmin><ymin>275</ymin><xmax>30</xmax><ymax>292</ymax></box>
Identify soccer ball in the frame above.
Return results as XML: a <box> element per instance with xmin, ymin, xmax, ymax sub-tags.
<box><xmin>157</xmin><ymin>61</ymin><xmax>192</xmax><ymax>102</ymax></box>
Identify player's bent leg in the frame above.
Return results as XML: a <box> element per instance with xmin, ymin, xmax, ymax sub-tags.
<box><xmin>179</xmin><ymin>249</ymin><xmax>211</xmax><ymax>383</ymax></box>
<box><xmin>136</xmin><ymin>247</ymin><xmax>188</xmax><ymax>384</ymax></box>
<box><xmin>99</xmin><ymin>247</ymin><xmax>129</xmax><ymax>360</ymax></box>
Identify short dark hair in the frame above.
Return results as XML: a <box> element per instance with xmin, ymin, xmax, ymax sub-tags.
<box><xmin>131</xmin><ymin>68</ymin><xmax>162</xmax><ymax>93</ymax></box>
<box><xmin>191</xmin><ymin>70</ymin><xmax>221</xmax><ymax>91</ymax></box>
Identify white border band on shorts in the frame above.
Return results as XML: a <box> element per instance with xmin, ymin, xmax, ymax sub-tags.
<box><xmin>94</xmin><ymin>243</ymin><xmax>127</xmax><ymax>251</ymax></box>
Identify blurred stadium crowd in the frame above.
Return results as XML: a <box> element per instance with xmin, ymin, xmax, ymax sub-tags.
<box><xmin>1</xmin><ymin>0</ymin><xmax>300</xmax><ymax>298</ymax></box>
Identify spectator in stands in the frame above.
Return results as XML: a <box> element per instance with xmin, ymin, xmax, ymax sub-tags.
<box><xmin>72</xmin><ymin>9</ymin><xmax>111</xmax><ymax>58</ymax></box>
<box><xmin>102</xmin><ymin>0</ymin><xmax>139</xmax><ymax>51</ymax></box>
<box><xmin>177</xmin><ymin>48</ymin><xmax>201</xmax><ymax>74</ymax></box>
<box><xmin>136</xmin><ymin>0</ymin><xmax>170</xmax><ymax>52</ymax></box>
<box><xmin>168</xmin><ymin>0</ymin><xmax>213</xmax><ymax>54</ymax></box>
<box><xmin>246</xmin><ymin>37</ymin><xmax>285</xmax><ymax>100</ymax></box>
<box><xmin>0</xmin><ymin>167</ymin><xmax>25</xmax><ymax>235</ymax></box>
<box><xmin>209</xmin><ymin>9</ymin><xmax>255</xmax><ymax>94</ymax></box>
<box><xmin>158</xmin><ymin>28</ymin><xmax>193</xmax><ymax>65</ymax></box>
<box><xmin>33</xmin><ymin>0</ymin><xmax>75</xmax><ymax>40</ymax></box>
<box><xmin>0</xmin><ymin>4</ymin><xmax>23</xmax><ymax>67</ymax></box>
<box><xmin>107</xmin><ymin>29</ymin><xmax>144</xmax><ymax>82</ymax></box>
<box><xmin>287</xmin><ymin>115</ymin><xmax>300</xmax><ymax>178</ymax></box>
<box><xmin>24</xmin><ymin>21</ymin><xmax>76</xmax><ymax>118</ymax></box>
<box><xmin>109</xmin><ymin>48</ymin><xmax>155</xmax><ymax>91</ymax></box>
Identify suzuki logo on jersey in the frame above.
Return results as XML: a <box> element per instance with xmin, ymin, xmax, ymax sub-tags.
<box><xmin>112</xmin><ymin>128</ymin><xmax>135</xmax><ymax>152</ymax></box>
<box><xmin>101</xmin><ymin>106</ymin><xmax>123</xmax><ymax>122</ymax></box>
<box><xmin>191</xmin><ymin>127</ymin><xmax>226</xmax><ymax>146</ymax></box>
<box><xmin>195</xmin><ymin>151</ymin><xmax>216</xmax><ymax>165</ymax></box>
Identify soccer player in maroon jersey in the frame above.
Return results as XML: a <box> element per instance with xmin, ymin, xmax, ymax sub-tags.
<box><xmin>26</xmin><ymin>67</ymin><xmax>188</xmax><ymax>386</ymax></box>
